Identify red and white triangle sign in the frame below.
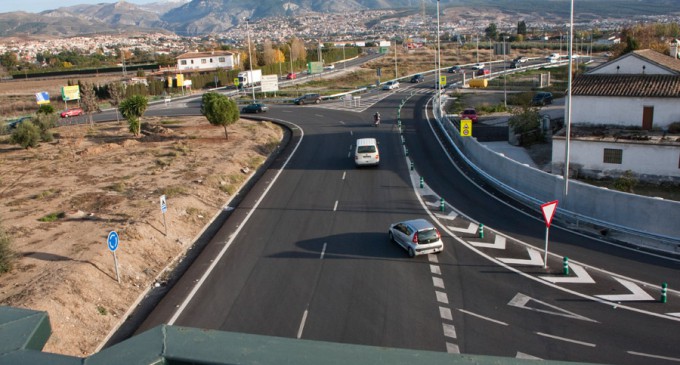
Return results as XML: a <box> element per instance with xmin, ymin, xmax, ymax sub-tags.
<box><xmin>541</xmin><ymin>200</ymin><xmax>559</xmax><ymax>227</ymax></box>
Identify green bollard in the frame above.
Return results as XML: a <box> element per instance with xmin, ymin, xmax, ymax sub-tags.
<box><xmin>410</xmin><ymin>161</ymin><xmax>414</xmax><ymax>171</ymax></box>
<box><xmin>440</xmin><ymin>198</ymin><xmax>445</xmax><ymax>212</ymax></box>
<box><xmin>563</xmin><ymin>257</ymin><xmax>569</xmax><ymax>275</ymax></box>
<box><xmin>478</xmin><ymin>223</ymin><xmax>484</xmax><ymax>239</ymax></box>
<box><xmin>661</xmin><ymin>282</ymin><xmax>668</xmax><ymax>303</ymax></box>
<box><xmin>419</xmin><ymin>177</ymin><xmax>424</xmax><ymax>188</ymax></box>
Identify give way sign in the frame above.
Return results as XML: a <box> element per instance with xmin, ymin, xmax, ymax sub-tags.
<box><xmin>541</xmin><ymin>200</ymin><xmax>559</xmax><ymax>227</ymax></box>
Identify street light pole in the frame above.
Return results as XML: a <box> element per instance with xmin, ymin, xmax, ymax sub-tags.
<box><xmin>342</xmin><ymin>44</ymin><xmax>346</xmax><ymax>70</ymax></box>
<box><xmin>436</xmin><ymin>0</ymin><xmax>442</xmax><ymax>108</ymax></box>
<box><xmin>563</xmin><ymin>0</ymin><xmax>575</xmax><ymax>195</ymax></box>
<box><xmin>503</xmin><ymin>36</ymin><xmax>507</xmax><ymax>108</ymax></box>
<box><xmin>245</xmin><ymin>18</ymin><xmax>255</xmax><ymax>102</ymax></box>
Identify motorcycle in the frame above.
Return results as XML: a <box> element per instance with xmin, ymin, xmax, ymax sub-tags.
<box><xmin>373</xmin><ymin>114</ymin><xmax>381</xmax><ymax>127</ymax></box>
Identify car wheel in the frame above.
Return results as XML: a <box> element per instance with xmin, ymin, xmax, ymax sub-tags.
<box><xmin>389</xmin><ymin>231</ymin><xmax>395</xmax><ymax>242</ymax></box>
<box><xmin>255</xmin><ymin>109</ymin><xmax>260</xmax><ymax>113</ymax></box>
<box><xmin>315</xmin><ymin>99</ymin><xmax>320</xmax><ymax>104</ymax></box>
<box><xmin>300</xmin><ymin>100</ymin><xmax>305</xmax><ymax>105</ymax></box>
<box><xmin>408</xmin><ymin>247</ymin><xmax>415</xmax><ymax>258</ymax></box>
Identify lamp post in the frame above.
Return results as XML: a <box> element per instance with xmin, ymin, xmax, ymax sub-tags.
<box><xmin>245</xmin><ymin>18</ymin><xmax>256</xmax><ymax>102</ymax></box>
<box><xmin>436</xmin><ymin>0</ymin><xmax>442</xmax><ymax>108</ymax></box>
<box><xmin>286</xmin><ymin>43</ymin><xmax>294</xmax><ymax>79</ymax></box>
<box><xmin>342</xmin><ymin>44</ymin><xmax>346</xmax><ymax>70</ymax></box>
<box><xmin>503</xmin><ymin>36</ymin><xmax>508</xmax><ymax>108</ymax></box>
<box><xmin>563</xmin><ymin>0</ymin><xmax>575</xmax><ymax>195</ymax></box>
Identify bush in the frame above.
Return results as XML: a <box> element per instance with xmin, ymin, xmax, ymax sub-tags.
<box><xmin>613</xmin><ymin>170</ymin><xmax>638</xmax><ymax>193</ymax></box>
<box><xmin>0</xmin><ymin>225</ymin><xmax>15</xmax><ymax>275</ymax></box>
<box><xmin>10</xmin><ymin>121</ymin><xmax>41</xmax><ymax>148</ymax></box>
<box><xmin>667</xmin><ymin>122</ymin><xmax>680</xmax><ymax>134</ymax></box>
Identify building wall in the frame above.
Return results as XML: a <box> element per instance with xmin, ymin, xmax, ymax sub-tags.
<box><xmin>572</xmin><ymin>95</ymin><xmax>680</xmax><ymax>128</ymax></box>
<box><xmin>177</xmin><ymin>55</ymin><xmax>236</xmax><ymax>71</ymax></box>
<box><xmin>590</xmin><ymin>56</ymin><xmax>673</xmax><ymax>75</ymax></box>
<box><xmin>552</xmin><ymin>138</ymin><xmax>680</xmax><ymax>180</ymax></box>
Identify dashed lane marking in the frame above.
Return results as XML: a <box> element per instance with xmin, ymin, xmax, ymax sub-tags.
<box><xmin>430</xmin><ymin>264</ymin><xmax>441</xmax><ymax>275</ymax></box>
<box><xmin>439</xmin><ymin>307</ymin><xmax>453</xmax><ymax>320</ymax></box>
<box><xmin>442</xmin><ymin>323</ymin><xmax>457</xmax><ymax>339</ymax></box>
<box><xmin>432</xmin><ymin>277</ymin><xmax>445</xmax><ymax>289</ymax></box>
<box><xmin>435</xmin><ymin>291</ymin><xmax>449</xmax><ymax>304</ymax></box>
<box><xmin>516</xmin><ymin>352</ymin><xmax>542</xmax><ymax>360</ymax></box>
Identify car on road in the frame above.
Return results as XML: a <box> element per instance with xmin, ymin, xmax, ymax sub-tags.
<box><xmin>382</xmin><ymin>80</ymin><xmax>400</xmax><ymax>90</ymax></box>
<box><xmin>471</xmin><ymin>63</ymin><xmax>485</xmax><ymax>70</ymax></box>
<box><xmin>60</xmin><ymin>108</ymin><xmax>83</xmax><ymax>118</ymax></box>
<box><xmin>324</xmin><ymin>64</ymin><xmax>335</xmax><ymax>70</ymax></box>
<box><xmin>286</xmin><ymin>72</ymin><xmax>297</xmax><ymax>79</ymax></box>
<box><xmin>476</xmin><ymin>68</ymin><xmax>490</xmax><ymax>76</ymax></box>
<box><xmin>460</xmin><ymin>108</ymin><xmax>478</xmax><ymax>123</ymax></box>
<box><xmin>512</xmin><ymin>56</ymin><xmax>528</xmax><ymax>64</ymax></box>
<box><xmin>354</xmin><ymin>138</ymin><xmax>380</xmax><ymax>167</ymax></box>
<box><xmin>531</xmin><ymin>92</ymin><xmax>553</xmax><ymax>106</ymax></box>
<box><xmin>293</xmin><ymin>93</ymin><xmax>321</xmax><ymax>105</ymax></box>
<box><xmin>447</xmin><ymin>66</ymin><xmax>461</xmax><ymax>73</ymax></box>
<box><xmin>388</xmin><ymin>219</ymin><xmax>444</xmax><ymax>257</ymax></box>
<box><xmin>241</xmin><ymin>103</ymin><xmax>268</xmax><ymax>113</ymax></box>
<box><xmin>410</xmin><ymin>74</ymin><xmax>424</xmax><ymax>83</ymax></box>
<box><xmin>546</xmin><ymin>53</ymin><xmax>560</xmax><ymax>63</ymax></box>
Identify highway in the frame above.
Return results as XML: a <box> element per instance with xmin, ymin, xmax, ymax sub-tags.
<box><xmin>110</xmin><ymin>68</ymin><xmax>680</xmax><ymax>364</ymax></box>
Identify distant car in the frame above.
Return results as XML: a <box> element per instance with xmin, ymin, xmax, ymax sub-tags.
<box><xmin>6</xmin><ymin>116</ymin><xmax>32</xmax><ymax>129</ymax></box>
<box><xmin>476</xmin><ymin>69</ymin><xmax>490</xmax><ymax>76</ymax></box>
<box><xmin>471</xmin><ymin>63</ymin><xmax>485</xmax><ymax>70</ymax></box>
<box><xmin>532</xmin><ymin>92</ymin><xmax>553</xmax><ymax>106</ymax></box>
<box><xmin>547</xmin><ymin>53</ymin><xmax>560</xmax><ymax>63</ymax></box>
<box><xmin>382</xmin><ymin>80</ymin><xmax>400</xmax><ymax>90</ymax></box>
<box><xmin>293</xmin><ymin>93</ymin><xmax>321</xmax><ymax>105</ymax></box>
<box><xmin>388</xmin><ymin>219</ymin><xmax>444</xmax><ymax>257</ymax></box>
<box><xmin>286</xmin><ymin>72</ymin><xmax>297</xmax><ymax>79</ymax></box>
<box><xmin>324</xmin><ymin>64</ymin><xmax>335</xmax><ymax>70</ymax></box>
<box><xmin>241</xmin><ymin>103</ymin><xmax>268</xmax><ymax>113</ymax></box>
<box><xmin>410</xmin><ymin>74</ymin><xmax>424</xmax><ymax>83</ymax></box>
<box><xmin>60</xmin><ymin>108</ymin><xmax>83</xmax><ymax>118</ymax></box>
<box><xmin>447</xmin><ymin>66</ymin><xmax>461</xmax><ymax>73</ymax></box>
<box><xmin>460</xmin><ymin>108</ymin><xmax>478</xmax><ymax>123</ymax></box>
<box><xmin>513</xmin><ymin>56</ymin><xmax>528</xmax><ymax>64</ymax></box>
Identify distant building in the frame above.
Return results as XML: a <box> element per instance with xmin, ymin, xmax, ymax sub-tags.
<box><xmin>176</xmin><ymin>51</ymin><xmax>240</xmax><ymax>72</ymax></box>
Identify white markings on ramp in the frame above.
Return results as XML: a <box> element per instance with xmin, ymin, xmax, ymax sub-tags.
<box><xmin>458</xmin><ymin>308</ymin><xmax>508</xmax><ymax>326</ymax></box>
<box><xmin>430</xmin><ymin>265</ymin><xmax>441</xmax><ymax>275</ymax></box>
<box><xmin>297</xmin><ymin>309</ymin><xmax>309</xmax><ymax>339</ymax></box>
<box><xmin>442</xmin><ymin>323</ymin><xmax>457</xmax><ymax>339</ymax></box>
<box><xmin>333</xmin><ymin>200</ymin><xmax>338</xmax><ymax>211</ymax></box>
<box><xmin>446</xmin><ymin>342</ymin><xmax>460</xmax><ymax>354</ymax></box>
<box><xmin>439</xmin><ymin>306</ymin><xmax>453</xmax><ymax>320</ymax></box>
<box><xmin>469</xmin><ymin>235</ymin><xmax>506</xmax><ymax>250</ymax></box>
<box><xmin>448</xmin><ymin>222</ymin><xmax>478</xmax><ymax>234</ymax></box>
<box><xmin>498</xmin><ymin>248</ymin><xmax>544</xmax><ymax>266</ymax></box>
<box><xmin>595</xmin><ymin>277</ymin><xmax>655</xmax><ymax>302</ymax></box>
<box><xmin>508</xmin><ymin>293</ymin><xmax>598</xmax><ymax>323</ymax></box>
<box><xmin>432</xmin><ymin>277</ymin><xmax>445</xmax><ymax>289</ymax></box>
<box><xmin>434</xmin><ymin>211</ymin><xmax>458</xmax><ymax>220</ymax></box>
<box><xmin>628</xmin><ymin>351</ymin><xmax>680</xmax><ymax>362</ymax></box>
<box><xmin>536</xmin><ymin>332</ymin><xmax>596</xmax><ymax>347</ymax></box>
<box><xmin>516</xmin><ymin>352</ymin><xmax>542</xmax><ymax>360</ymax></box>
<box><xmin>540</xmin><ymin>263</ymin><xmax>595</xmax><ymax>284</ymax></box>
<box><xmin>428</xmin><ymin>254</ymin><xmax>439</xmax><ymax>263</ymax></box>
<box><xmin>320</xmin><ymin>243</ymin><xmax>327</xmax><ymax>259</ymax></box>
<box><xmin>435</xmin><ymin>291</ymin><xmax>449</xmax><ymax>304</ymax></box>
<box><xmin>342</xmin><ymin>171</ymin><xmax>346</xmax><ymax>180</ymax></box>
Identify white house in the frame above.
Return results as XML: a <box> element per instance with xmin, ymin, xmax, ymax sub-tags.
<box><xmin>552</xmin><ymin>49</ymin><xmax>680</xmax><ymax>181</ymax></box>
<box><xmin>176</xmin><ymin>51</ymin><xmax>240</xmax><ymax>72</ymax></box>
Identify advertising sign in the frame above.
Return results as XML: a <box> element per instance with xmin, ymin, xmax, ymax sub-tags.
<box><xmin>307</xmin><ymin>61</ymin><xmax>323</xmax><ymax>74</ymax></box>
<box><xmin>35</xmin><ymin>92</ymin><xmax>50</xmax><ymax>105</ymax></box>
<box><xmin>176</xmin><ymin>74</ymin><xmax>185</xmax><ymax>88</ymax></box>
<box><xmin>61</xmin><ymin>85</ymin><xmax>80</xmax><ymax>101</ymax></box>
<box><xmin>260</xmin><ymin>74</ymin><xmax>279</xmax><ymax>92</ymax></box>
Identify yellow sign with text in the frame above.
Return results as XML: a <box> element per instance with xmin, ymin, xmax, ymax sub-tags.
<box><xmin>439</xmin><ymin>75</ymin><xmax>447</xmax><ymax>86</ymax></box>
<box><xmin>460</xmin><ymin>119</ymin><xmax>472</xmax><ymax>137</ymax></box>
<box><xmin>233</xmin><ymin>78</ymin><xmax>240</xmax><ymax>86</ymax></box>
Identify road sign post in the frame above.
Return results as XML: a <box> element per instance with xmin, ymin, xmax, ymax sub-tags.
<box><xmin>107</xmin><ymin>231</ymin><xmax>120</xmax><ymax>283</ymax></box>
<box><xmin>540</xmin><ymin>200</ymin><xmax>559</xmax><ymax>268</ymax></box>
<box><xmin>160</xmin><ymin>194</ymin><xmax>168</xmax><ymax>236</ymax></box>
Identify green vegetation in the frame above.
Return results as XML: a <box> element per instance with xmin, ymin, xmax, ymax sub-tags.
<box><xmin>0</xmin><ymin>225</ymin><xmax>15</xmax><ymax>275</ymax></box>
<box><xmin>10</xmin><ymin>121</ymin><xmax>41</xmax><ymax>149</ymax></box>
<box><xmin>96</xmin><ymin>306</ymin><xmax>108</xmax><ymax>315</ymax></box>
<box><xmin>38</xmin><ymin>212</ymin><xmax>66</xmax><ymax>222</ymax></box>
<box><xmin>157</xmin><ymin>185</ymin><xmax>186</xmax><ymax>199</ymax></box>
<box><xmin>201</xmin><ymin>92</ymin><xmax>239</xmax><ymax>139</ymax></box>
<box><xmin>119</xmin><ymin>95</ymin><xmax>148</xmax><ymax>136</ymax></box>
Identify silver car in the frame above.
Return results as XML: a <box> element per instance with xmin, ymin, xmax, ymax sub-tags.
<box><xmin>388</xmin><ymin>219</ymin><xmax>444</xmax><ymax>257</ymax></box>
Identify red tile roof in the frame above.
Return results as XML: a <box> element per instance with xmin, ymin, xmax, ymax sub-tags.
<box><xmin>572</xmin><ymin>74</ymin><xmax>680</xmax><ymax>97</ymax></box>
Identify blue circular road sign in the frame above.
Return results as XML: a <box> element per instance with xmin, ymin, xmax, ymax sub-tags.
<box><xmin>107</xmin><ymin>231</ymin><xmax>119</xmax><ymax>252</ymax></box>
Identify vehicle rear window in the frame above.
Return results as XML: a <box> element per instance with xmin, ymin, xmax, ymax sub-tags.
<box><xmin>358</xmin><ymin>146</ymin><xmax>376</xmax><ymax>153</ymax></box>
<box><xmin>417</xmin><ymin>229</ymin><xmax>439</xmax><ymax>244</ymax></box>
<box><xmin>463</xmin><ymin>109</ymin><xmax>476</xmax><ymax>115</ymax></box>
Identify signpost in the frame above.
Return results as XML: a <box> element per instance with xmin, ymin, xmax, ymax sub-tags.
<box><xmin>160</xmin><ymin>195</ymin><xmax>168</xmax><ymax>236</ymax></box>
<box><xmin>107</xmin><ymin>231</ymin><xmax>120</xmax><ymax>283</ymax></box>
<box><xmin>460</xmin><ymin>119</ymin><xmax>472</xmax><ymax>137</ymax></box>
<box><xmin>540</xmin><ymin>200</ymin><xmax>559</xmax><ymax>268</ymax></box>
<box><xmin>260</xmin><ymin>74</ymin><xmax>279</xmax><ymax>93</ymax></box>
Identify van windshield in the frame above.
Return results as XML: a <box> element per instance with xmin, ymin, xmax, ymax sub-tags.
<box><xmin>358</xmin><ymin>146</ymin><xmax>376</xmax><ymax>153</ymax></box>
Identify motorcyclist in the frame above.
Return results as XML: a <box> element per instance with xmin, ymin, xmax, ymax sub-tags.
<box><xmin>373</xmin><ymin>112</ymin><xmax>381</xmax><ymax>126</ymax></box>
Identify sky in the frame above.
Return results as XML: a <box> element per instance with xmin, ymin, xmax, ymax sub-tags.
<box><xmin>0</xmin><ymin>0</ymin><xmax>163</xmax><ymax>13</ymax></box>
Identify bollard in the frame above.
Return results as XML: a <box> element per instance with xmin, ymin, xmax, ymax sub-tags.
<box><xmin>440</xmin><ymin>198</ymin><xmax>445</xmax><ymax>212</ymax></box>
<box><xmin>410</xmin><ymin>161</ymin><xmax>414</xmax><ymax>171</ymax></box>
<box><xmin>563</xmin><ymin>257</ymin><xmax>569</xmax><ymax>276</ymax></box>
<box><xmin>398</xmin><ymin>119</ymin><xmax>401</xmax><ymax>128</ymax></box>
<box><xmin>405</xmin><ymin>147</ymin><xmax>409</xmax><ymax>156</ymax></box>
<box><xmin>661</xmin><ymin>282</ymin><xmax>668</xmax><ymax>303</ymax></box>
<box><xmin>419</xmin><ymin>177</ymin><xmax>424</xmax><ymax>188</ymax></box>
<box><xmin>401</xmin><ymin>135</ymin><xmax>405</xmax><ymax>144</ymax></box>
<box><xmin>478</xmin><ymin>223</ymin><xmax>484</xmax><ymax>239</ymax></box>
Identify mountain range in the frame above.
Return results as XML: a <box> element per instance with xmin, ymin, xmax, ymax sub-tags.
<box><xmin>1</xmin><ymin>0</ymin><xmax>679</xmax><ymax>38</ymax></box>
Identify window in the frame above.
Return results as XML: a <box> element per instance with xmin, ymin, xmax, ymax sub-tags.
<box><xmin>180</xmin><ymin>60</ymin><xmax>187</xmax><ymax>65</ymax></box>
<box><xmin>603</xmin><ymin>148</ymin><xmax>623</xmax><ymax>164</ymax></box>
<box><xmin>209</xmin><ymin>58</ymin><xmax>213</xmax><ymax>63</ymax></box>
<box><xmin>218</xmin><ymin>57</ymin><xmax>225</xmax><ymax>62</ymax></box>
<box><xmin>201</xmin><ymin>59</ymin><xmax>207</xmax><ymax>64</ymax></box>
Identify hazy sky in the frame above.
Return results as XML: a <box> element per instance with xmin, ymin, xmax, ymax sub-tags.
<box><xmin>0</xmin><ymin>0</ymin><xmax>162</xmax><ymax>13</ymax></box>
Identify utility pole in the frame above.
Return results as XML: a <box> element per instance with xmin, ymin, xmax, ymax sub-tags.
<box><xmin>245</xmin><ymin>18</ymin><xmax>255</xmax><ymax>102</ymax></box>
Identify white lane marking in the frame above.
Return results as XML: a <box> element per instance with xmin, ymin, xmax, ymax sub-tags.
<box><xmin>498</xmin><ymin>248</ymin><xmax>544</xmax><ymax>266</ymax></box>
<box><xmin>350</xmin><ymin>130</ymin><xmax>353</xmax><ymax>136</ymax></box>
<box><xmin>297</xmin><ymin>309</ymin><xmax>309</xmax><ymax>339</ymax></box>
<box><xmin>435</xmin><ymin>291</ymin><xmax>449</xmax><ymax>304</ymax></box>
<box><xmin>333</xmin><ymin>200</ymin><xmax>339</xmax><ymax>211</ymax></box>
<box><xmin>540</xmin><ymin>263</ymin><xmax>595</xmax><ymax>284</ymax></box>
<box><xmin>320</xmin><ymin>243</ymin><xmax>327</xmax><ymax>259</ymax></box>
<box><xmin>167</xmin><ymin>120</ymin><xmax>305</xmax><ymax>325</ymax></box>
<box><xmin>595</xmin><ymin>277</ymin><xmax>655</xmax><ymax>302</ymax></box>
<box><xmin>448</xmin><ymin>222</ymin><xmax>478</xmax><ymax>234</ymax></box>
<box><xmin>508</xmin><ymin>293</ymin><xmax>598</xmax><ymax>323</ymax></box>
<box><xmin>516</xmin><ymin>352</ymin><xmax>542</xmax><ymax>360</ymax></box>
<box><xmin>347</xmin><ymin>151</ymin><xmax>351</xmax><ymax>158</ymax></box>
<box><xmin>469</xmin><ymin>235</ymin><xmax>506</xmax><ymax>250</ymax></box>
<box><xmin>439</xmin><ymin>306</ymin><xmax>452</xmax><ymax>320</ymax></box>
<box><xmin>434</xmin><ymin>211</ymin><xmax>458</xmax><ymax>220</ymax></box>
<box><xmin>458</xmin><ymin>308</ymin><xmax>508</xmax><ymax>326</ymax></box>
<box><xmin>628</xmin><ymin>351</ymin><xmax>680</xmax><ymax>362</ymax></box>
<box><xmin>315</xmin><ymin>114</ymin><xmax>324</xmax><ymax>117</ymax></box>
<box><xmin>446</xmin><ymin>342</ymin><xmax>460</xmax><ymax>354</ymax></box>
<box><xmin>428</xmin><ymin>254</ymin><xmax>439</xmax><ymax>263</ymax></box>
<box><xmin>430</xmin><ymin>264</ymin><xmax>441</xmax><ymax>275</ymax></box>
<box><xmin>432</xmin><ymin>277</ymin><xmax>445</xmax><ymax>289</ymax></box>
<box><xmin>426</xmin><ymin>200</ymin><xmax>440</xmax><ymax>208</ymax></box>
<box><xmin>339</xmin><ymin>120</ymin><xmax>345</xmax><ymax>125</ymax></box>
<box><xmin>342</xmin><ymin>171</ymin><xmax>346</xmax><ymax>180</ymax></box>
<box><xmin>442</xmin><ymin>323</ymin><xmax>457</xmax><ymax>339</ymax></box>
<box><xmin>669</xmin><ymin>313</ymin><xmax>680</xmax><ymax>318</ymax></box>
<box><xmin>536</xmin><ymin>332</ymin><xmax>596</xmax><ymax>347</ymax></box>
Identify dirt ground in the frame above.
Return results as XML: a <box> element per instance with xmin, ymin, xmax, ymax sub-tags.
<box><xmin>0</xmin><ymin>116</ymin><xmax>283</xmax><ymax>356</ymax></box>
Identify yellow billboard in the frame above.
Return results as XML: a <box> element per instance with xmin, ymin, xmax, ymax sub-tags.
<box><xmin>176</xmin><ymin>74</ymin><xmax>184</xmax><ymax>88</ymax></box>
<box><xmin>61</xmin><ymin>85</ymin><xmax>80</xmax><ymax>101</ymax></box>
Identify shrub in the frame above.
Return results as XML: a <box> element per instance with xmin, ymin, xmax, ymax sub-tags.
<box><xmin>0</xmin><ymin>225</ymin><xmax>15</xmax><ymax>275</ymax></box>
<box><xmin>10</xmin><ymin>121</ymin><xmax>41</xmax><ymax>148</ymax></box>
<box><xmin>613</xmin><ymin>170</ymin><xmax>638</xmax><ymax>193</ymax></box>
<box><xmin>668</xmin><ymin>122</ymin><xmax>680</xmax><ymax>134</ymax></box>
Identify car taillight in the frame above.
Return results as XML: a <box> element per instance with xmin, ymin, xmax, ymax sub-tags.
<box><xmin>435</xmin><ymin>228</ymin><xmax>441</xmax><ymax>239</ymax></box>
<box><xmin>412</xmin><ymin>232</ymin><xmax>418</xmax><ymax>244</ymax></box>
<box><xmin>375</xmin><ymin>154</ymin><xmax>379</xmax><ymax>160</ymax></box>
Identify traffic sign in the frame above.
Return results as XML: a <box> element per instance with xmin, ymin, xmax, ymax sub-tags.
<box><xmin>160</xmin><ymin>195</ymin><xmax>167</xmax><ymax>214</ymax></box>
<box><xmin>541</xmin><ymin>200</ymin><xmax>559</xmax><ymax>227</ymax></box>
<box><xmin>460</xmin><ymin>119</ymin><xmax>472</xmax><ymax>137</ymax></box>
<box><xmin>233</xmin><ymin>78</ymin><xmax>239</xmax><ymax>87</ymax></box>
<box><xmin>440</xmin><ymin>75</ymin><xmax>447</xmax><ymax>85</ymax></box>
<box><xmin>107</xmin><ymin>231</ymin><xmax>119</xmax><ymax>252</ymax></box>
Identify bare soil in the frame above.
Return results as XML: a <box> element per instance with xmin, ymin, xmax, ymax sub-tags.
<box><xmin>0</xmin><ymin>116</ymin><xmax>283</xmax><ymax>356</ymax></box>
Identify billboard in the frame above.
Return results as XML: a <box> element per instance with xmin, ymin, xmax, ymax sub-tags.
<box><xmin>260</xmin><ymin>74</ymin><xmax>279</xmax><ymax>92</ymax></box>
<box><xmin>176</xmin><ymin>74</ymin><xmax>185</xmax><ymax>88</ymax></box>
<box><xmin>61</xmin><ymin>85</ymin><xmax>80</xmax><ymax>101</ymax></box>
<box><xmin>307</xmin><ymin>61</ymin><xmax>323</xmax><ymax>74</ymax></box>
<box><xmin>35</xmin><ymin>92</ymin><xmax>50</xmax><ymax>105</ymax></box>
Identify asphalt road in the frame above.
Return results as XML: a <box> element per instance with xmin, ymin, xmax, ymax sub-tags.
<box><xmin>111</xmin><ymin>68</ymin><xmax>680</xmax><ymax>364</ymax></box>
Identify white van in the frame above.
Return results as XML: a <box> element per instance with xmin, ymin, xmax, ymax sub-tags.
<box><xmin>355</xmin><ymin>138</ymin><xmax>380</xmax><ymax>167</ymax></box>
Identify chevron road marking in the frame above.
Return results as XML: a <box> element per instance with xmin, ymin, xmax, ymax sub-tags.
<box><xmin>447</xmin><ymin>222</ymin><xmax>478</xmax><ymax>234</ymax></box>
<box><xmin>434</xmin><ymin>211</ymin><xmax>458</xmax><ymax>220</ymax></box>
<box><xmin>668</xmin><ymin>313</ymin><xmax>680</xmax><ymax>318</ymax></box>
<box><xmin>540</xmin><ymin>263</ymin><xmax>595</xmax><ymax>284</ymax></box>
<box><xmin>595</xmin><ymin>277</ymin><xmax>655</xmax><ymax>302</ymax></box>
<box><xmin>516</xmin><ymin>352</ymin><xmax>542</xmax><ymax>360</ymax></box>
<box><xmin>498</xmin><ymin>247</ymin><xmax>544</xmax><ymax>266</ymax></box>
<box><xmin>508</xmin><ymin>293</ymin><xmax>598</xmax><ymax>322</ymax></box>
<box><xmin>469</xmin><ymin>235</ymin><xmax>506</xmax><ymax>250</ymax></box>
<box><xmin>426</xmin><ymin>200</ymin><xmax>440</xmax><ymax>208</ymax></box>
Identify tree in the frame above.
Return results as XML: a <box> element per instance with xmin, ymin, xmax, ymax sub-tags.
<box><xmin>10</xmin><ymin>121</ymin><xmax>41</xmax><ymax>149</ymax></box>
<box><xmin>485</xmin><ymin>23</ymin><xmax>498</xmax><ymax>40</ymax></box>
<box><xmin>290</xmin><ymin>37</ymin><xmax>307</xmax><ymax>62</ymax></box>
<box><xmin>109</xmin><ymin>82</ymin><xmax>125</xmax><ymax>123</ymax></box>
<box><xmin>37</xmin><ymin>104</ymin><xmax>55</xmax><ymax>115</ymax></box>
<box><xmin>517</xmin><ymin>21</ymin><xmax>527</xmax><ymax>35</ymax></box>
<box><xmin>508</xmin><ymin>96</ymin><xmax>542</xmax><ymax>146</ymax></box>
<box><xmin>263</xmin><ymin>39</ymin><xmax>276</xmax><ymax>65</ymax></box>
<box><xmin>201</xmin><ymin>92</ymin><xmax>239</xmax><ymax>140</ymax></box>
<box><xmin>80</xmin><ymin>82</ymin><xmax>100</xmax><ymax>125</ymax></box>
<box><xmin>119</xmin><ymin>95</ymin><xmax>148</xmax><ymax>137</ymax></box>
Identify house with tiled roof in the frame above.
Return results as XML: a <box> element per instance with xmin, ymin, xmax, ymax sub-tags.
<box><xmin>552</xmin><ymin>49</ymin><xmax>680</xmax><ymax>182</ymax></box>
<box><xmin>176</xmin><ymin>51</ymin><xmax>240</xmax><ymax>72</ymax></box>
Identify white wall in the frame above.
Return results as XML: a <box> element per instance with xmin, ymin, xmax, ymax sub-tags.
<box><xmin>591</xmin><ymin>55</ymin><xmax>673</xmax><ymax>75</ymax></box>
<box><xmin>177</xmin><ymin>55</ymin><xmax>236</xmax><ymax>71</ymax></box>
<box><xmin>572</xmin><ymin>95</ymin><xmax>680</xmax><ymax>128</ymax></box>
<box><xmin>553</xmin><ymin>138</ymin><xmax>680</xmax><ymax>179</ymax></box>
